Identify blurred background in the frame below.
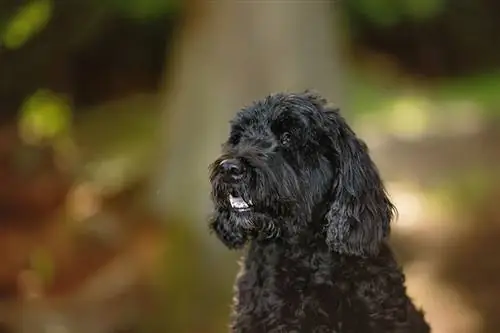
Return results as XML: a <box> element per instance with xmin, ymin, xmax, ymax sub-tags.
<box><xmin>0</xmin><ymin>0</ymin><xmax>499</xmax><ymax>332</ymax></box>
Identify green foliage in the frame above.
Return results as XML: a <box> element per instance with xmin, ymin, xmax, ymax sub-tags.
<box><xmin>19</xmin><ymin>89</ymin><xmax>72</xmax><ymax>144</ymax></box>
<box><xmin>99</xmin><ymin>0</ymin><xmax>180</xmax><ymax>20</ymax></box>
<box><xmin>1</xmin><ymin>0</ymin><xmax>53</xmax><ymax>49</ymax></box>
<box><xmin>347</xmin><ymin>73</ymin><xmax>395</xmax><ymax>116</ymax></box>
<box><xmin>349</xmin><ymin>0</ymin><xmax>445</xmax><ymax>26</ymax></box>
<box><xmin>403</xmin><ymin>0</ymin><xmax>445</xmax><ymax>21</ymax></box>
<box><xmin>348</xmin><ymin>68</ymin><xmax>500</xmax><ymax>118</ymax></box>
<box><xmin>432</xmin><ymin>71</ymin><xmax>500</xmax><ymax>114</ymax></box>
<box><xmin>350</xmin><ymin>0</ymin><xmax>402</xmax><ymax>27</ymax></box>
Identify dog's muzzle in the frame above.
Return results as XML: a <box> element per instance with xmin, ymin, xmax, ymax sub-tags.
<box><xmin>218</xmin><ymin>159</ymin><xmax>253</xmax><ymax>212</ymax></box>
<box><xmin>219</xmin><ymin>159</ymin><xmax>244</xmax><ymax>182</ymax></box>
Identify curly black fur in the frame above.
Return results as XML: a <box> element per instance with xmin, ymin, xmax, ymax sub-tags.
<box><xmin>208</xmin><ymin>91</ymin><xmax>431</xmax><ymax>332</ymax></box>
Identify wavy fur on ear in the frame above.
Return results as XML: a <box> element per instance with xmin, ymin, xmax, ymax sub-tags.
<box><xmin>326</xmin><ymin>109</ymin><xmax>395</xmax><ymax>256</ymax></box>
<box><xmin>300</xmin><ymin>91</ymin><xmax>395</xmax><ymax>257</ymax></box>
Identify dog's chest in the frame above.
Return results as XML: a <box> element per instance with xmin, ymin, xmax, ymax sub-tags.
<box><xmin>233</xmin><ymin>247</ymin><xmax>373</xmax><ymax>333</ymax></box>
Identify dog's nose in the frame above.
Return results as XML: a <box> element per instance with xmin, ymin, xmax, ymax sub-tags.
<box><xmin>220</xmin><ymin>159</ymin><xmax>244</xmax><ymax>180</ymax></box>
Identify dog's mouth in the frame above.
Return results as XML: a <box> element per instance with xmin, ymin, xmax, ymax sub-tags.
<box><xmin>228</xmin><ymin>194</ymin><xmax>253</xmax><ymax>212</ymax></box>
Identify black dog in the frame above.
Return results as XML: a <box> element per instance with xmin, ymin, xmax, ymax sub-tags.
<box><xmin>209</xmin><ymin>91</ymin><xmax>430</xmax><ymax>333</ymax></box>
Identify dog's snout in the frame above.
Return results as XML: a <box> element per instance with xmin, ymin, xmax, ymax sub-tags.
<box><xmin>220</xmin><ymin>159</ymin><xmax>244</xmax><ymax>181</ymax></box>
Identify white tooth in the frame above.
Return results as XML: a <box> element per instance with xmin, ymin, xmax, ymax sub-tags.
<box><xmin>229</xmin><ymin>194</ymin><xmax>250</xmax><ymax>209</ymax></box>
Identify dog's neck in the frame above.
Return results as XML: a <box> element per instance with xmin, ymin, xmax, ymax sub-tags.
<box><xmin>248</xmin><ymin>230</ymin><xmax>387</xmax><ymax>269</ymax></box>
<box><xmin>250</xmin><ymin>229</ymin><xmax>331</xmax><ymax>263</ymax></box>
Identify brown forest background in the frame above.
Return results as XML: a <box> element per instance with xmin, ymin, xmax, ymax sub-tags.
<box><xmin>0</xmin><ymin>1</ymin><xmax>500</xmax><ymax>333</ymax></box>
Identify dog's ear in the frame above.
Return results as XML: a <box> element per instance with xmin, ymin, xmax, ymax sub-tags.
<box><xmin>323</xmin><ymin>109</ymin><xmax>395</xmax><ymax>257</ymax></box>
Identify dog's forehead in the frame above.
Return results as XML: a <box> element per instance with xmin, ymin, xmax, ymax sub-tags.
<box><xmin>231</xmin><ymin>93</ymin><xmax>318</xmax><ymax>128</ymax></box>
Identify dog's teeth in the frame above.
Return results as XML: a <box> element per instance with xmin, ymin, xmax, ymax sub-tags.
<box><xmin>229</xmin><ymin>194</ymin><xmax>251</xmax><ymax>209</ymax></box>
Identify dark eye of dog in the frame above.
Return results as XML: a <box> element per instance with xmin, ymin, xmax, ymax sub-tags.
<box><xmin>280</xmin><ymin>132</ymin><xmax>291</xmax><ymax>146</ymax></box>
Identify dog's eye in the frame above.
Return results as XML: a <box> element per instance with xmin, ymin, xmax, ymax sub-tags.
<box><xmin>280</xmin><ymin>132</ymin><xmax>291</xmax><ymax>146</ymax></box>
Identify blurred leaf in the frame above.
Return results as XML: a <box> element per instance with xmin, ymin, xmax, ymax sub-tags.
<box><xmin>1</xmin><ymin>0</ymin><xmax>53</xmax><ymax>50</ymax></box>
<box><xmin>19</xmin><ymin>89</ymin><xmax>72</xmax><ymax>144</ymax></box>
<box><xmin>349</xmin><ymin>0</ymin><xmax>444</xmax><ymax>26</ymax></box>
<box><xmin>100</xmin><ymin>0</ymin><xmax>180</xmax><ymax>20</ymax></box>
<box><xmin>351</xmin><ymin>0</ymin><xmax>403</xmax><ymax>26</ymax></box>
<box><xmin>403</xmin><ymin>0</ymin><xmax>445</xmax><ymax>21</ymax></box>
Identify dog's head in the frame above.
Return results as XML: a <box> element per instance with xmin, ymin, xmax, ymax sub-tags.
<box><xmin>209</xmin><ymin>91</ymin><xmax>395</xmax><ymax>256</ymax></box>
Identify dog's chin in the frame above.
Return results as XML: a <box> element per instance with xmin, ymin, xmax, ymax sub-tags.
<box><xmin>210</xmin><ymin>203</ymin><xmax>282</xmax><ymax>248</ymax></box>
